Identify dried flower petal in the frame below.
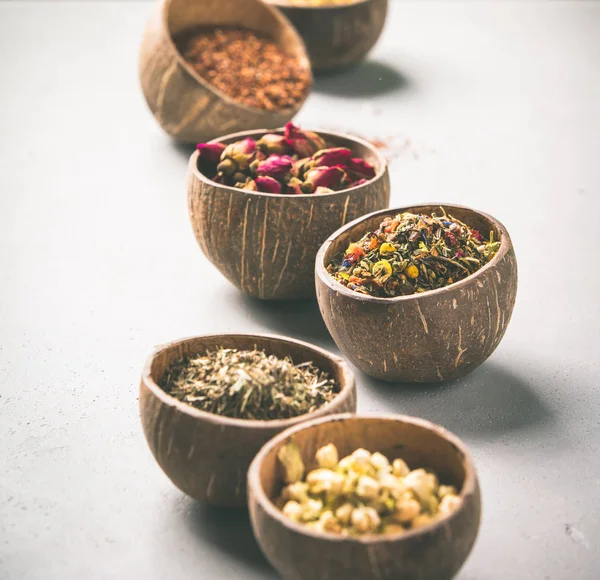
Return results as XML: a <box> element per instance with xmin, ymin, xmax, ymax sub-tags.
<box><xmin>311</xmin><ymin>147</ymin><xmax>352</xmax><ymax>168</ymax></box>
<box><xmin>285</xmin><ymin>122</ymin><xmax>326</xmax><ymax>157</ymax></box>
<box><xmin>255</xmin><ymin>176</ymin><xmax>282</xmax><ymax>194</ymax></box>
<box><xmin>278</xmin><ymin>441</ymin><xmax>305</xmax><ymax>484</ymax></box>
<box><xmin>197</xmin><ymin>142</ymin><xmax>226</xmax><ymax>164</ymax></box>
<box><xmin>257</xmin><ymin>133</ymin><xmax>290</xmax><ymax>155</ymax></box>
<box><xmin>256</xmin><ymin>155</ymin><xmax>294</xmax><ymax>180</ymax></box>
<box><xmin>301</xmin><ymin>165</ymin><xmax>346</xmax><ymax>193</ymax></box>
<box><xmin>221</xmin><ymin>138</ymin><xmax>257</xmax><ymax>171</ymax></box>
<box><xmin>286</xmin><ymin>177</ymin><xmax>304</xmax><ymax>195</ymax></box>
<box><xmin>348</xmin><ymin>157</ymin><xmax>376</xmax><ymax>180</ymax></box>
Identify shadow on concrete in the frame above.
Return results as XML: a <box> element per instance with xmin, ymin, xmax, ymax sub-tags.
<box><xmin>313</xmin><ymin>59</ymin><xmax>411</xmax><ymax>98</ymax></box>
<box><xmin>183</xmin><ymin>501</ymin><xmax>274</xmax><ymax>575</ymax></box>
<box><xmin>232</xmin><ymin>293</ymin><xmax>337</xmax><ymax>352</ymax></box>
<box><xmin>359</xmin><ymin>361</ymin><xmax>556</xmax><ymax>439</ymax></box>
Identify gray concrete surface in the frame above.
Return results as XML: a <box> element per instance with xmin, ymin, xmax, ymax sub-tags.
<box><xmin>1</xmin><ymin>1</ymin><xmax>599</xmax><ymax>578</ymax></box>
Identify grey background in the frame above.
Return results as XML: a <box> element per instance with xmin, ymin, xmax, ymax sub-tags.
<box><xmin>1</xmin><ymin>1</ymin><xmax>599</xmax><ymax>579</ymax></box>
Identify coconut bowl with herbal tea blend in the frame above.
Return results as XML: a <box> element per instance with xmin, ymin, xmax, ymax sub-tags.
<box><xmin>188</xmin><ymin>125</ymin><xmax>390</xmax><ymax>300</ymax></box>
<box><xmin>139</xmin><ymin>334</ymin><xmax>356</xmax><ymax>506</ymax></box>
<box><xmin>315</xmin><ymin>204</ymin><xmax>518</xmax><ymax>382</ymax></box>
<box><xmin>139</xmin><ymin>0</ymin><xmax>311</xmax><ymax>142</ymax></box>
<box><xmin>265</xmin><ymin>0</ymin><xmax>388</xmax><ymax>71</ymax></box>
<box><xmin>247</xmin><ymin>414</ymin><xmax>481</xmax><ymax>580</ymax></box>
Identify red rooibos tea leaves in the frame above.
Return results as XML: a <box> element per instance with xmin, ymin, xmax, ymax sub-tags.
<box><xmin>176</xmin><ymin>27</ymin><xmax>311</xmax><ymax>111</ymax></box>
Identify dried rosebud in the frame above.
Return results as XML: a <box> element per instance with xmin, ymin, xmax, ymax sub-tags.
<box><xmin>350</xmin><ymin>178</ymin><xmax>368</xmax><ymax>188</ymax></box>
<box><xmin>221</xmin><ymin>137</ymin><xmax>257</xmax><ymax>171</ymax></box>
<box><xmin>293</xmin><ymin>157</ymin><xmax>312</xmax><ymax>179</ymax></box>
<box><xmin>232</xmin><ymin>172</ymin><xmax>248</xmax><ymax>184</ymax></box>
<box><xmin>286</xmin><ymin>177</ymin><xmax>304</xmax><ymax>195</ymax></box>
<box><xmin>284</xmin><ymin>122</ymin><xmax>326</xmax><ymax>158</ymax></box>
<box><xmin>255</xmin><ymin>176</ymin><xmax>282</xmax><ymax>194</ymax></box>
<box><xmin>348</xmin><ymin>157</ymin><xmax>376</xmax><ymax>180</ymax></box>
<box><xmin>234</xmin><ymin>179</ymin><xmax>257</xmax><ymax>191</ymax></box>
<box><xmin>311</xmin><ymin>147</ymin><xmax>352</xmax><ymax>168</ymax></box>
<box><xmin>217</xmin><ymin>158</ymin><xmax>237</xmax><ymax>177</ymax></box>
<box><xmin>255</xmin><ymin>155</ymin><xmax>294</xmax><ymax>180</ymax></box>
<box><xmin>197</xmin><ymin>142</ymin><xmax>226</xmax><ymax>164</ymax></box>
<box><xmin>301</xmin><ymin>165</ymin><xmax>346</xmax><ymax>193</ymax></box>
<box><xmin>470</xmin><ymin>229</ymin><xmax>484</xmax><ymax>243</ymax></box>
<box><xmin>256</xmin><ymin>133</ymin><xmax>290</xmax><ymax>155</ymax></box>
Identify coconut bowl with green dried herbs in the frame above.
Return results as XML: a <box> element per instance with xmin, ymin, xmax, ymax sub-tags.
<box><xmin>139</xmin><ymin>334</ymin><xmax>356</xmax><ymax>506</ymax></box>
<box><xmin>247</xmin><ymin>414</ymin><xmax>481</xmax><ymax>580</ymax></box>
<box><xmin>315</xmin><ymin>204</ymin><xmax>518</xmax><ymax>382</ymax></box>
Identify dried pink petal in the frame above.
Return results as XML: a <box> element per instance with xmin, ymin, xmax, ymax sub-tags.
<box><xmin>255</xmin><ymin>176</ymin><xmax>282</xmax><ymax>194</ymax></box>
<box><xmin>257</xmin><ymin>133</ymin><xmax>290</xmax><ymax>155</ymax></box>
<box><xmin>256</xmin><ymin>155</ymin><xmax>294</xmax><ymax>180</ymax></box>
<box><xmin>286</xmin><ymin>177</ymin><xmax>304</xmax><ymax>195</ymax></box>
<box><xmin>284</xmin><ymin>122</ymin><xmax>326</xmax><ymax>158</ymax></box>
<box><xmin>302</xmin><ymin>165</ymin><xmax>347</xmax><ymax>193</ymax></box>
<box><xmin>197</xmin><ymin>142</ymin><xmax>226</xmax><ymax>165</ymax></box>
<box><xmin>311</xmin><ymin>147</ymin><xmax>352</xmax><ymax>168</ymax></box>
<box><xmin>221</xmin><ymin>137</ymin><xmax>257</xmax><ymax>170</ymax></box>
<box><xmin>348</xmin><ymin>157</ymin><xmax>376</xmax><ymax>180</ymax></box>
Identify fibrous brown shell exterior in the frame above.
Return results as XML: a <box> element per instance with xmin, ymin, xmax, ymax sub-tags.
<box><xmin>139</xmin><ymin>0</ymin><xmax>312</xmax><ymax>143</ymax></box>
<box><xmin>268</xmin><ymin>0</ymin><xmax>388</xmax><ymax>70</ymax></box>
<box><xmin>315</xmin><ymin>204</ymin><xmax>518</xmax><ymax>382</ymax></box>
<box><xmin>187</xmin><ymin>129</ymin><xmax>390</xmax><ymax>300</ymax></box>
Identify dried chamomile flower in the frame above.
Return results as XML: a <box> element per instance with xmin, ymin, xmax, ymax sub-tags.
<box><xmin>282</xmin><ymin>482</ymin><xmax>309</xmax><ymax>504</ymax></box>
<box><xmin>335</xmin><ymin>502</ymin><xmax>354</xmax><ymax>525</ymax></box>
<box><xmin>440</xmin><ymin>494</ymin><xmax>462</xmax><ymax>515</ymax></box>
<box><xmin>274</xmin><ymin>444</ymin><xmax>462</xmax><ymax>536</ymax></box>
<box><xmin>392</xmin><ymin>458</ymin><xmax>410</xmax><ymax>477</ymax></box>
<box><xmin>316</xmin><ymin>443</ymin><xmax>339</xmax><ymax>469</ymax></box>
<box><xmin>306</xmin><ymin>469</ymin><xmax>344</xmax><ymax>495</ymax></box>
<box><xmin>370</xmin><ymin>451</ymin><xmax>390</xmax><ymax>472</ymax></box>
<box><xmin>393</xmin><ymin>497</ymin><xmax>421</xmax><ymax>524</ymax></box>
<box><xmin>282</xmin><ymin>501</ymin><xmax>303</xmax><ymax>522</ymax></box>
<box><xmin>356</xmin><ymin>475</ymin><xmax>380</xmax><ymax>500</ymax></box>
<box><xmin>302</xmin><ymin>498</ymin><xmax>324</xmax><ymax>522</ymax></box>
<box><xmin>278</xmin><ymin>441</ymin><xmax>305</xmax><ymax>484</ymax></box>
<box><xmin>404</xmin><ymin>468</ymin><xmax>437</xmax><ymax>502</ymax></box>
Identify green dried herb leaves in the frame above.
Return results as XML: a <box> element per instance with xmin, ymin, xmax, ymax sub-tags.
<box><xmin>327</xmin><ymin>208</ymin><xmax>501</xmax><ymax>297</ymax></box>
<box><xmin>160</xmin><ymin>347</ymin><xmax>338</xmax><ymax>420</ymax></box>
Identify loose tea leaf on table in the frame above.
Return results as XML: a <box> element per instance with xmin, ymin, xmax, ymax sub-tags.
<box><xmin>327</xmin><ymin>208</ymin><xmax>501</xmax><ymax>297</ymax></box>
<box><xmin>161</xmin><ymin>347</ymin><xmax>339</xmax><ymax>420</ymax></box>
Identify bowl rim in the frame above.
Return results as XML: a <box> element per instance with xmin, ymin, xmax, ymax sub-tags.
<box><xmin>264</xmin><ymin>0</ymin><xmax>371</xmax><ymax>10</ymax></box>
<box><xmin>141</xmin><ymin>333</ymin><xmax>356</xmax><ymax>429</ymax></box>
<box><xmin>247</xmin><ymin>412</ymin><xmax>479</xmax><ymax>544</ymax></box>
<box><xmin>189</xmin><ymin>127</ymin><xmax>388</xmax><ymax>198</ymax></box>
<box><xmin>160</xmin><ymin>0</ymin><xmax>312</xmax><ymax>116</ymax></box>
<box><xmin>315</xmin><ymin>203</ymin><xmax>512</xmax><ymax>303</ymax></box>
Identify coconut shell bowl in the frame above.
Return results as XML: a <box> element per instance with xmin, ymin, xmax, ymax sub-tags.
<box><xmin>187</xmin><ymin>128</ymin><xmax>390</xmax><ymax>301</ymax></box>
<box><xmin>139</xmin><ymin>334</ymin><xmax>356</xmax><ymax>507</ymax></box>
<box><xmin>266</xmin><ymin>0</ymin><xmax>388</xmax><ymax>71</ymax></box>
<box><xmin>248</xmin><ymin>413</ymin><xmax>481</xmax><ymax>580</ymax></box>
<box><xmin>315</xmin><ymin>204</ymin><xmax>518</xmax><ymax>383</ymax></box>
<box><xmin>139</xmin><ymin>0</ymin><xmax>311</xmax><ymax>143</ymax></box>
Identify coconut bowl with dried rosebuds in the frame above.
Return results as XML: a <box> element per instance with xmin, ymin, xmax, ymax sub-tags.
<box><xmin>187</xmin><ymin>123</ymin><xmax>390</xmax><ymax>300</ymax></box>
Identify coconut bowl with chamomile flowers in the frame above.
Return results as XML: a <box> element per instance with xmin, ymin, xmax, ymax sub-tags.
<box><xmin>187</xmin><ymin>123</ymin><xmax>390</xmax><ymax>300</ymax></box>
<box><xmin>315</xmin><ymin>204</ymin><xmax>518</xmax><ymax>383</ymax></box>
